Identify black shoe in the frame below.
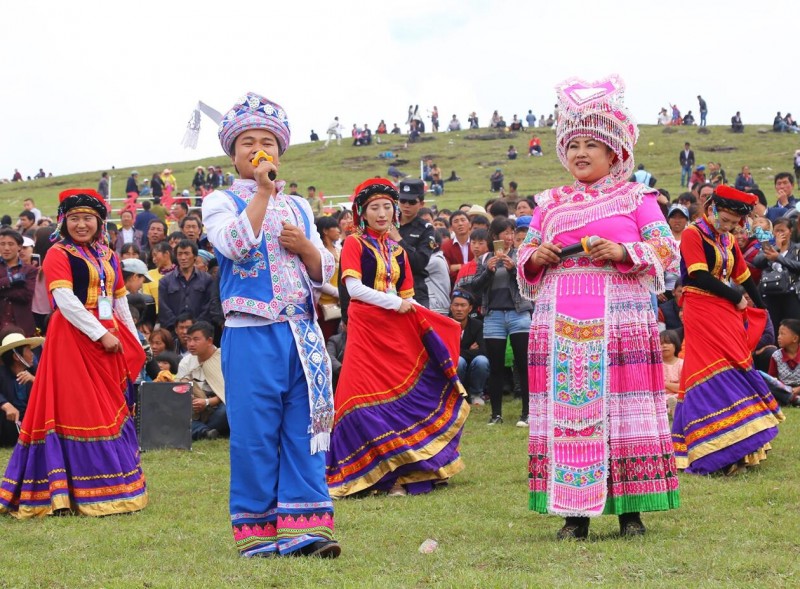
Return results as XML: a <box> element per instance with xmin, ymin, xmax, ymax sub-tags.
<box><xmin>619</xmin><ymin>513</ymin><xmax>646</xmax><ymax>537</ymax></box>
<box><xmin>557</xmin><ymin>517</ymin><xmax>589</xmax><ymax>540</ymax></box>
<box><xmin>289</xmin><ymin>540</ymin><xmax>341</xmax><ymax>558</ymax></box>
<box><xmin>203</xmin><ymin>429</ymin><xmax>220</xmax><ymax>440</ymax></box>
<box><xmin>487</xmin><ymin>415</ymin><xmax>503</xmax><ymax>426</ymax></box>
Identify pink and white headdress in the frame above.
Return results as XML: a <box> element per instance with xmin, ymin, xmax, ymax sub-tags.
<box><xmin>555</xmin><ymin>74</ymin><xmax>638</xmax><ymax>180</ymax></box>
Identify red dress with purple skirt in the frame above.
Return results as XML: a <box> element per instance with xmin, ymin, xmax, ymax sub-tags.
<box><xmin>0</xmin><ymin>241</ymin><xmax>147</xmax><ymax>518</ymax></box>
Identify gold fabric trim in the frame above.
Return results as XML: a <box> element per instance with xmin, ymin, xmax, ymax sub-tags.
<box><xmin>3</xmin><ymin>492</ymin><xmax>148</xmax><ymax>519</ymax></box>
<box><xmin>682</xmin><ymin>415</ymin><xmax>783</xmax><ymax>464</ymax></box>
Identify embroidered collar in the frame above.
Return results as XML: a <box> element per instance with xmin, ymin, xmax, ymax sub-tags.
<box><xmin>571</xmin><ymin>175</ymin><xmax>617</xmax><ymax>194</ymax></box>
<box><xmin>229</xmin><ymin>178</ymin><xmax>287</xmax><ymax>203</ymax></box>
<box><xmin>362</xmin><ymin>227</ymin><xmax>391</xmax><ymax>242</ymax></box>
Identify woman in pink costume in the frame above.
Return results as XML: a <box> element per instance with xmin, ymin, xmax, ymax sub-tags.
<box><xmin>517</xmin><ymin>75</ymin><xmax>680</xmax><ymax>540</ymax></box>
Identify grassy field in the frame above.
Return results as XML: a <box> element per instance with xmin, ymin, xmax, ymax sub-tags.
<box><xmin>2</xmin><ymin>124</ymin><xmax>799</xmax><ymax>219</ymax></box>
<box><xmin>1</xmin><ymin>398</ymin><xmax>798</xmax><ymax>589</ymax></box>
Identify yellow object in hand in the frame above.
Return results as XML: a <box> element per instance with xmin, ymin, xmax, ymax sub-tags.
<box><xmin>251</xmin><ymin>150</ymin><xmax>273</xmax><ymax>167</ymax></box>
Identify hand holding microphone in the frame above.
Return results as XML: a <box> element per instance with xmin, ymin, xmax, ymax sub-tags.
<box><xmin>251</xmin><ymin>150</ymin><xmax>277</xmax><ymax>181</ymax></box>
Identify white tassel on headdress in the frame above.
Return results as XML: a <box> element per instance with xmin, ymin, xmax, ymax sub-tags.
<box><xmin>181</xmin><ymin>100</ymin><xmax>225</xmax><ymax>149</ymax></box>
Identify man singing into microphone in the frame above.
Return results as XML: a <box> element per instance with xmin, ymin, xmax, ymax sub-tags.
<box><xmin>202</xmin><ymin>92</ymin><xmax>340</xmax><ymax>558</ymax></box>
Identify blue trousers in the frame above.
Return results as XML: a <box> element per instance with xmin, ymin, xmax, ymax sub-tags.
<box><xmin>223</xmin><ymin>322</ymin><xmax>334</xmax><ymax>556</ymax></box>
<box><xmin>681</xmin><ymin>165</ymin><xmax>692</xmax><ymax>187</ymax></box>
<box><xmin>457</xmin><ymin>355</ymin><xmax>490</xmax><ymax>399</ymax></box>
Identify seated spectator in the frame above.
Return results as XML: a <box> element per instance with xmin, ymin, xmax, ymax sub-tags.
<box><xmin>154</xmin><ymin>351</ymin><xmax>179</xmax><ymax>381</ymax></box>
<box><xmin>657</xmin><ymin>107</ymin><xmax>670</xmax><ymax>126</ymax></box>
<box><xmin>734</xmin><ymin>165</ymin><xmax>757</xmax><ymax>191</ymax></box>
<box><xmin>387</xmin><ymin>165</ymin><xmax>408</xmax><ymax>181</ymax></box>
<box><xmin>326</xmin><ymin>319</ymin><xmax>347</xmax><ymax>390</ymax></box>
<box><xmin>177</xmin><ymin>321</ymin><xmax>229</xmax><ymax>440</ymax></box>
<box><xmin>490</xmin><ymin>110</ymin><xmax>501</xmax><ymax>128</ymax></box>
<box><xmin>509</xmin><ymin>115</ymin><xmax>523</xmax><ymax>131</ymax></box>
<box><xmin>785</xmin><ymin>113</ymin><xmax>800</xmax><ymax>133</ymax></box>
<box><xmin>172</xmin><ymin>312</ymin><xmax>195</xmax><ymax>357</ymax></box>
<box><xmin>528</xmin><ymin>135</ymin><xmax>543</xmax><ymax>156</ymax></box>
<box><xmin>158</xmin><ymin>240</ymin><xmax>212</xmax><ymax>330</ymax></box>
<box><xmin>0</xmin><ymin>328</ymin><xmax>43</xmax><ymax>446</ymax></box>
<box><xmin>766</xmin><ymin>318</ymin><xmax>800</xmax><ymax>407</ymax></box>
<box><xmin>490</xmin><ymin>168</ymin><xmax>504</xmax><ymax>192</ymax></box>
<box><xmin>689</xmin><ymin>165</ymin><xmax>706</xmax><ymax>189</ymax></box>
<box><xmin>390</xmin><ymin>123</ymin><xmax>401</xmax><ymax>134</ymax></box>
<box><xmin>468</xmin><ymin>112</ymin><xmax>479</xmax><ymax>129</ymax></box>
<box><xmin>148</xmin><ymin>327</ymin><xmax>174</xmax><ymax>359</ymax></box>
<box><xmin>362</xmin><ymin>124</ymin><xmax>372</xmax><ymax>145</ymax></box>
<box><xmin>376</xmin><ymin>120</ymin><xmax>387</xmax><ymax>134</ymax></box>
<box><xmin>450</xmin><ymin>289</ymin><xmax>488</xmax><ymax>405</ymax></box>
<box><xmin>448</xmin><ymin>115</ymin><xmax>461</xmax><ymax>131</ymax></box>
<box><xmin>683</xmin><ymin>111</ymin><xmax>696</xmax><ymax>125</ymax></box>
<box><xmin>660</xmin><ymin>330</ymin><xmax>683</xmax><ymax>418</ymax></box>
<box><xmin>309</xmin><ymin>129</ymin><xmax>319</xmax><ymax>141</ymax></box>
<box><xmin>731</xmin><ymin>111</ymin><xmax>744</xmax><ymax>133</ymax></box>
<box><xmin>496</xmin><ymin>115</ymin><xmax>507</xmax><ymax>128</ymax></box>
<box><xmin>507</xmin><ymin>145</ymin><xmax>518</xmax><ymax>160</ymax></box>
<box><xmin>774</xmin><ymin>111</ymin><xmax>789</xmax><ymax>132</ymax></box>
<box><xmin>545</xmin><ymin>114</ymin><xmax>554</xmax><ymax>127</ymax></box>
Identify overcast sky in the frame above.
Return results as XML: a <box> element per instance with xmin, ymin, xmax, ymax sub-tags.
<box><xmin>1</xmin><ymin>0</ymin><xmax>795</xmax><ymax>178</ymax></box>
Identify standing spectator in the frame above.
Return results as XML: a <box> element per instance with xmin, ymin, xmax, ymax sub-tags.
<box><xmin>141</xmin><ymin>219</ymin><xmax>168</xmax><ymax>268</ymax></box>
<box><xmin>773</xmin><ymin>111</ymin><xmax>789</xmax><ymax>132</ymax></box>
<box><xmin>679</xmin><ymin>142</ymin><xmax>695</xmax><ymax>187</ymax></box>
<box><xmin>315</xmin><ymin>216</ymin><xmax>341</xmax><ymax>341</ymax></box>
<box><xmin>430</xmin><ymin>106</ymin><xmax>439</xmax><ymax>132</ymax></box>
<box><xmin>114</xmin><ymin>210</ymin><xmax>143</xmax><ymax>254</ymax></box>
<box><xmin>17</xmin><ymin>212</ymin><xmax>36</xmax><ymax>238</ymax></box>
<box><xmin>161</xmin><ymin>169</ymin><xmax>177</xmax><ymax>195</ymax></box>
<box><xmin>731</xmin><ymin>111</ymin><xmax>744</xmax><ymax>133</ymax></box>
<box><xmin>766</xmin><ymin>172</ymin><xmax>798</xmax><ymax>222</ymax></box>
<box><xmin>22</xmin><ymin>200</ymin><xmax>41</xmax><ymax>224</ymax></box>
<box><xmin>0</xmin><ymin>229</ymin><xmax>37</xmax><ymax>336</ymax></box>
<box><xmin>167</xmin><ymin>201</ymin><xmax>189</xmax><ymax>234</ymax></box>
<box><xmin>191</xmin><ymin>166</ymin><xmax>206</xmax><ymax>196</ymax></box>
<box><xmin>442</xmin><ymin>210</ymin><xmax>473</xmax><ymax>286</ymax></box>
<box><xmin>133</xmin><ymin>200</ymin><xmax>157</xmax><ymax>238</ymax></box>
<box><xmin>509</xmin><ymin>115</ymin><xmax>523</xmax><ymax>131</ymax></box>
<box><xmin>125</xmin><ymin>171</ymin><xmax>140</xmax><ymax>196</ymax></box>
<box><xmin>425</xmin><ymin>232</ymin><xmax>451</xmax><ymax>314</ymax></box>
<box><xmin>683</xmin><ymin>111</ymin><xmax>695</xmax><ymax>125</ymax></box>
<box><xmin>179</xmin><ymin>216</ymin><xmax>203</xmax><ymax>244</ymax></box>
<box><xmin>450</xmin><ymin>289</ymin><xmax>489</xmax><ymax>406</ymax></box>
<box><xmin>472</xmin><ymin>216</ymin><xmax>531</xmax><ymax>427</ymax></box>
<box><xmin>98</xmin><ymin>172</ymin><xmax>110</xmax><ymax>198</ymax></box>
<box><xmin>325</xmin><ymin>116</ymin><xmax>342</xmax><ymax>146</ymax></box>
<box><xmin>734</xmin><ymin>165</ymin><xmax>757</xmax><ymax>191</ymax></box>
<box><xmin>753</xmin><ymin>217</ymin><xmax>800</xmax><ymax>336</ymax></box>
<box><xmin>150</xmin><ymin>172</ymin><xmax>164</xmax><ymax>203</ymax></box>
<box><xmin>388</xmin><ymin>179</ymin><xmax>436</xmax><ymax>308</ymax></box>
<box><xmin>526</xmin><ymin>110</ymin><xmax>537</xmax><ymax>128</ymax></box>
<box><xmin>157</xmin><ymin>239</ymin><xmax>212</xmax><ymax>330</ymax></box>
<box><xmin>306</xmin><ymin>185</ymin><xmax>323</xmax><ymax>216</ymax></box>
<box><xmin>697</xmin><ymin>95</ymin><xmax>708</xmax><ymax>127</ymax></box>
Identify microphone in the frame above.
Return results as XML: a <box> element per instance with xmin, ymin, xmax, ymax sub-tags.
<box><xmin>251</xmin><ymin>150</ymin><xmax>277</xmax><ymax>181</ymax></box>
<box><xmin>558</xmin><ymin>235</ymin><xmax>599</xmax><ymax>259</ymax></box>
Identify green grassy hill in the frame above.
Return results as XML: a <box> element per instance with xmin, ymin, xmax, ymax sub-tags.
<box><xmin>2</xmin><ymin>124</ymin><xmax>797</xmax><ymax>218</ymax></box>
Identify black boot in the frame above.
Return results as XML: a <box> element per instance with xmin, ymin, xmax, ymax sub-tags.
<box><xmin>557</xmin><ymin>516</ymin><xmax>590</xmax><ymax>540</ymax></box>
<box><xmin>619</xmin><ymin>512</ymin><xmax>646</xmax><ymax>537</ymax></box>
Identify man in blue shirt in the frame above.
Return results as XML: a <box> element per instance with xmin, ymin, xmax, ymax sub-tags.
<box><xmin>766</xmin><ymin>172</ymin><xmax>799</xmax><ymax>222</ymax></box>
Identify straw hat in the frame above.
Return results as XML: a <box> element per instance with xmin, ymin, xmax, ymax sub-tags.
<box><xmin>0</xmin><ymin>332</ymin><xmax>44</xmax><ymax>356</ymax></box>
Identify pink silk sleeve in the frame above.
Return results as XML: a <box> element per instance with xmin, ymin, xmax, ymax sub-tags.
<box><xmin>615</xmin><ymin>192</ymin><xmax>679</xmax><ymax>293</ymax></box>
<box><xmin>517</xmin><ymin>207</ymin><xmax>546</xmax><ymax>301</ymax></box>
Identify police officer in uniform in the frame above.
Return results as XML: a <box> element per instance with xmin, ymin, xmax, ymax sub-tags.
<box><xmin>387</xmin><ymin>178</ymin><xmax>437</xmax><ymax>308</ymax></box>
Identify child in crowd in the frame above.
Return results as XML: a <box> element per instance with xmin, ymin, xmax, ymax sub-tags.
<box><xmin>768</xmin><ymin>318</ymin><xmax>800</xmax><ymax>407</ymax></box>
<box><xmin>660</xmin><ymin>330</ymin><xmax>683</xmax><ymax>418</ymax></box>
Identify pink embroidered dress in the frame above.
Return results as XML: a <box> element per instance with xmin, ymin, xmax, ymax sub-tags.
<box><xmin>517</xmin><ymin>176</ymin><xmax>681</xmax><ymax>517</ymax></box>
